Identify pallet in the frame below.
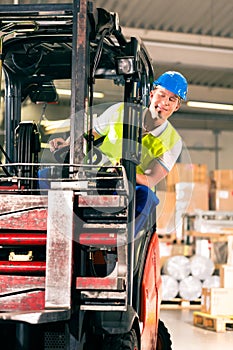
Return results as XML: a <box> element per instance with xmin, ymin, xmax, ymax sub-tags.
<box><xmin>193</xmin><ymin>311</ymin><xmax>233</xmax><ymax>332</ymax></box>
<box><xmin>161</xmin><ymin>298</ymin><xmax>201</xmax><ymax>310</ymax></box>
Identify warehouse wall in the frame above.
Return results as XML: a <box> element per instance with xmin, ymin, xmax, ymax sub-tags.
<box><xmin>179</xmin><ymin>129</ymin><xmax>233</xmax><ymax>171</ymax></box>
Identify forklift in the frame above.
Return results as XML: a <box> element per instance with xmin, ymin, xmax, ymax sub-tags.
<box><xmin>0</xmin><ymin>1</ymin><xmax>171</xmax><ymax>349</ymax></box>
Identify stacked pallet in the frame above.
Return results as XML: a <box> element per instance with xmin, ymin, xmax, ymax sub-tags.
<box><xmin>193</xmin><ymin>264</ymin><xmax>233</xmax><ymax>332</ymax></box>
<box><xmin>161</xmin><ymin>254</ymin><xmax>220</xmax><ymax>309</ymax></box>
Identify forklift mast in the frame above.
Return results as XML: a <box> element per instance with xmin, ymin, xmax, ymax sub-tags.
<box><xmin>0</xmin><ymin>1</ymin><xmax>168</xmax><ymax>349</ymax></box>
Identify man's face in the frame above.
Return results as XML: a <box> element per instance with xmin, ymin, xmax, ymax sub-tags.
<box><xmin>149</xmin><ymin>86</ymin><xmax>181</xmax><ymax>122</ymax></box>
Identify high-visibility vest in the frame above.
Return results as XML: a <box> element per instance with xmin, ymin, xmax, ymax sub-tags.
<box><xmin>97</xmin><ymin>103</ymin><xmax>124</xmax><ymax>164</ymax></box>
<box><xmin>136</xmin><ymin>122</ymin><xmax>181</xmax><ymax>174</ymax></box>
<box><xmin>97</xmin><ymin>103</ymin><xmax>181</xmax><ymax>172</ymax></box>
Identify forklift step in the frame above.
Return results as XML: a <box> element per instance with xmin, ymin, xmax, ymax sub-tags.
<box><xmin>76</xmin><ymin>193</ymin><xmax>128</xmax><ymax>222</ymax></box>
<box><xmin>76</xmin><ymin>276</ymin><xmax>125</xmax><ymax>290</ymax></box>
<box><xmin>0</xmin><ymin>233</ymin><xmax>46</xmax><ymax>245</ymax></box>
<box><xmin>79</xmin><ymin>288</ymin><xmax>127</xmax><ymax>311</ymax></box>
<box><xmin>77</xmin><ymin>194</ymin><xmax>127</xmax><ymax>208</ymax></box>
<box><xmin>0</xmin><ymin>261</ymin><xmax>46</xmax><ymax>274</ymax></box>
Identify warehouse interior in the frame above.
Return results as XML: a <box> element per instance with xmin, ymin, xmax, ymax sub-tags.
<box><xmin>1</xmin><ymin>0</ymin><xmax>233</xmax><ymax>349</ymax></box>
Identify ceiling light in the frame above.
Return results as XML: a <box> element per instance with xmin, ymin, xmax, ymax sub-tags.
<box><xmin>57</xmin><ymin>89</ymin><xmax>104</xmax><ymax>99</ymax></box>
<box><xmin>56</xmin><ymin>89</ymin><xmax>71</xmax><ymax>96</ymax></box>
<box><xmin>187</xmin><ymin>101</ymin><xmax>233</xmax><ymax>111</ymax></box>
<box><xmin>40</xmin><ymin>118</ymin><xmax>70</xmax><ymax>134</ymax></box>
<box><xmin>93</xmin><ymin>92</ymin><xmax>105</xmax><ymax>99</ymax></box>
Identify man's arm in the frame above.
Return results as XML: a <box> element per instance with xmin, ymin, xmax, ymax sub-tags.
<box><xmin>136</xmin><ymin>161</ymin><xmax>168</xmax><ymax>188</ymax></box>
<box><xmin>48</xmin><ymin>129</ymin><xmax>102</xmax><ymax>153</ymax></box>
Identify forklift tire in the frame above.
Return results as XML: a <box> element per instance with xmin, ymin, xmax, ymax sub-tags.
<box><xmin>156</xmin><ymin>319</ymin><xmax>172</xmax><ymax>350</ymax></box>
<box><xmin>102</xmin><ymin>329</ymin><xmax>139</xmax><ymax>350</ymax></box>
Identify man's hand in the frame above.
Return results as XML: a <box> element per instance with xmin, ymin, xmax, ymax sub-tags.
<box><xmin>49</xmin><ymin>137</ymin><xmax>70</xmax><ymax>152</ymax></box>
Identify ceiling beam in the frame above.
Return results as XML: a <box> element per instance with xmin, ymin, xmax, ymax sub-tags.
<box><xmin>122</xmin><ymin>27</ymin><xmax>233</xmax><ymax>49</ymax></box>
<box><xmin>172</xmin><ymin>111</ymin><xmax>233</xmax><ymax>131</ymax></box>
<box><xmin>122</xmin><ymin>27</ymin><xmax>233</xmax><ymax>70</ymax></box>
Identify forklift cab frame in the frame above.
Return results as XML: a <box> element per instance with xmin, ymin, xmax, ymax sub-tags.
<box><xmin>0</xmin><ymin>1</ymin><xmax>170</xmax><ymax>349</ymax></box>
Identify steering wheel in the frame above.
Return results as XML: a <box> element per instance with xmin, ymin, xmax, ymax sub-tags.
<box><xmin>53</xmin><ymin>145</ymin><xmax>103</xmax><ymax>165</ymax></box>
<box><xmin>53</xmin><ymin>145</ymin><xmax>70</xmax><ymax>163</ymax></box>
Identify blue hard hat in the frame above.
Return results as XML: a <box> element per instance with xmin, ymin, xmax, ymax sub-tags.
<box><xmin>153</xmin><ymin>71</ymin><xmax>188</xmax><ymax>100</ymax></box>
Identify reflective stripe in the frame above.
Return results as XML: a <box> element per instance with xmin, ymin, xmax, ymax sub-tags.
<box><xmin>137</xmin><ymin>123</ymin><xmax>181</xmax><ymax>174</ymax></box>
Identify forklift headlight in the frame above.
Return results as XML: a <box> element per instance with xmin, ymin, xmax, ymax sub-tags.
<box><xmin>116</xmin><ymin>57</ymin><xmax>135</xmax><ymax>75</ymax></box>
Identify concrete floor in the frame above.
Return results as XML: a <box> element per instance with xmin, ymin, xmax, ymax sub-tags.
<box><xmin>160</xmin><ymin>309</ymin><xmax>233</xmax><ymax>349</ymax></box>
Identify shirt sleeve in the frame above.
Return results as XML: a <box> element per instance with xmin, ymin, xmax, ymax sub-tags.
<box><xmin>156</xmin><ymin>138</ymin><xmax>182</xmax><ymax>172</ymax></box>
<box><xmin>94</xmin><ymin>102</ymin><xmax>122</xmax><ymax>136</ymax></box>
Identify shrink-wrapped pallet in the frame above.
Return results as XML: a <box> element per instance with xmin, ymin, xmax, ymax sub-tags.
<box><xmin>202</xmin><ymin>275</ymin><xmax>220</xmax><ymax>289</ymax></box>
<box><xmin>163</xmin><ymin>255</ymin><xmax>191</xmax><ymax>281</ymax></box>
<box><xmin>190</xmin><ymin>255</ymin><xmax>214</xmax><ymax>280</ymax></box>
<box><xmin>179</xmin><ymin>276</ymin><xmax>202</xmax><ymax>300</ymax></box>
<box><xmin>161</xmin><ymin>275</ymin><xmax>179</xmax><ymax>300</ymax></box>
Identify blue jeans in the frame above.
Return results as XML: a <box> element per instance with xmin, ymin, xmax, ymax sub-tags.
<box><xmin>135</xmin><ymin>185</ymin><xmax>159</xmax><ymax>236</ymax></box>
<box><xmin>37</xmin><ymin>168</ymin><xmax>51</xmax><ymax>190</ymax></box>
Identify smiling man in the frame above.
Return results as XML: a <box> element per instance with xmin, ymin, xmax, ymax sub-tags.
<box><xmin>47</xmin><ymin>71</ymin><xmax>188</xmax><ymax>236</ymax></box>
<box><xmin>136</xmin><ymin>71</ymin><xmax>188</xmax><ymax>188</ymax></box>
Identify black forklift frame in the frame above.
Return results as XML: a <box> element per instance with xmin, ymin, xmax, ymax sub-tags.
<box><xmin>0</xmin><ymin>1</ymin><xmax>159</xmax><ymax>348</ymax></box>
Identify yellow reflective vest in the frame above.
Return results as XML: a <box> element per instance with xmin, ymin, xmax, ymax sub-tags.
<box><xmin>94</xmin><ymin>102</ymin><xmax>182</xmax><ymax>173</ymax></box>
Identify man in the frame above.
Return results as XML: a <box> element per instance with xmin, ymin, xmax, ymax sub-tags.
<box><xmin>45</xmin><ymin>71</ymin><xmax>188</xmax><ymax>235</ymax></box>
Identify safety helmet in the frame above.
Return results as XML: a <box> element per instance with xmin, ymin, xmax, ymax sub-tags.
<box><xmin>153</xmin><ymin>71</ymin><xmax>188</xmax><ymax>100</ymax></box>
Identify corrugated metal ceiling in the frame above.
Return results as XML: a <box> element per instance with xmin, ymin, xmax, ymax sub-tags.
<box><xmin>95</xmin><ymin>0</ymin><xmax>233</xmax><ymax>88</ymax></box>
<box><xmin>97</xmin><ymin>0</ymin><xmax>232</xmax><ymax>38</ymax></box>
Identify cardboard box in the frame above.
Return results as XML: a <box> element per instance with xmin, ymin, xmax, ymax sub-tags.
<box><xmin>175</xmin><ymin>182</ymin><xmax>209</xmax><ymax>240</ymax></box>
<box><xmin>171</xmin><ymin>243</ymin><xmax>193</xmax><ymax>256</ymax></box>
<box><xmin>165</xmin><ymin>163</ymin><xmax>208</xmax><ymax>191</ymax></box>
<box><xmin>201</xmin><ymin>287</ymin><xmax>233</xmax><ymax>315</ymax></box>
<box><xmin>159</xmin><ymin>241</ymin><xmax>173</xmax><ymax>257</ymax></box>
<box><xmin>195</xmin><ymin>239</ymin><xmax>210</xmax><ymax>259</ymax></box>
<box><xmin>175</xmin><ymin>182</ymin><xmax>209</xmax><ymax>214</ymax></box>
<box><xmin>220</xmin><ymin>264</ymin><xmax>233</xmax><ymax>288</ymax></box>
<box><xmin>156</xmin><ymin>191</ymin><xmax>176</xmax><ymax>234</ymax></box>
<box><xmin>209</xmin><ymin>189</ymin><xmax>233</xmax><ymax>210</ymax></box>
<box><xmin>210</xmin><ymin>169</ymin><xmax>233</xmax><ymax>190</ymax></box>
